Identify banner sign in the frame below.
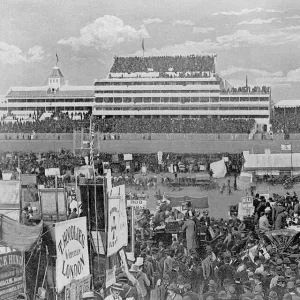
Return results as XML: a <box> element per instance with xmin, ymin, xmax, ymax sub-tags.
<box><xmin>281</xmin><ymin>144</ymin><xmax>292</xmax><ymax>151</ymax></box>
<box><xmin>107</xmin><ymin>186</ymin><xmax>128</xmax><ymax>256</ymax></box>
<box><xmin>55</xmin><ymin>217</ymin><xmax>90</xmax><ymax>293</ymax></box>
<box><xmin>238</xmin><ymin>202</ymin><xmax>254</xmax><ymax>219</ymax></box>
<box><xmin>0</xmin><ymin>251</ymin><xmax>24</xmax><ymax>300</ymax></box>
<box><xmin>65</xmin><ymin>275</ymin><xmax>91</xmax><ymax>300</ymax></box>
<box><xmin>127</xmin><ymin>200</ymin><xmax>147</xmax><ymax>209</ymax></box>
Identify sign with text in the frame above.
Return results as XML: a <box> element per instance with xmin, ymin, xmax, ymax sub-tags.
<box><xmin>55</xmin><ymin>217</ymin><xmax>90</xmax><ymax>293</ymax></box>
<box><xmin>127</xmin><ymin>200</ymin><xmax>147</xmax><ymax>209</ymax></box>
<box><xmin>65</xmin><ymin>275</ymin><xmax>91</xmax><ymax>300</ymax></box>
<box><xmin>241</xmin><ymin>196</ymin><xmax>253</xmax><ymax>204</ymax></box>
<box><xmin>107</xmin><ymin>185</ymin><xmax>128</xmax><ymax>256</ymax></box>
<box><xmin>0</xmin><ymin>251</ymin><xmax>24</xmax><ymax>300</ymax></box>
<box><xmin>238</xmin><ymin>202</ymin><xmax>254</xmax><ymax>219</ymax></box>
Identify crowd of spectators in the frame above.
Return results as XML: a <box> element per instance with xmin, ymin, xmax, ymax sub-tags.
<box><xmin>110</xmin><ymin>55</ymin><xmax>215</xmax><ymax>74</ymax></box>
<box><xmin>0</xmin><ymin>113</ymin><xmax>255</xmax><ymax>134</ymax></box>
<box><xmin>222</xmin><ymin>86</ymin><xmax>270</xmax><ymax>94</ymax></box>
<box><xmin>0</xmin><ymin>111</ymin><xmax>91</xmax><ymax>133</ymax></box>
<box><xmin>96</xmin><ymin>192</ymin><xmax>300</xmax><ymax>300</ymax></box>
<box><xmin>272</xmin><ymin>107</ymin><xmax>300</xmax><ymax>134</ymax></box>
<box><xmin>97</xmin><ymin>118</ymin><xmax>255</xmax><ymax>134</ymax></box>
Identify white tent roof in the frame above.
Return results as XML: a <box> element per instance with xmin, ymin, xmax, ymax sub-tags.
<box><xmin>244</xmin><ymin>153</ymin><xmax>300</xmax><ymax>170</ymax></box>
<box><xmin>275</xmin><ymin>100</ymin><xmax>300</xmax><ymax>108</ymax></box>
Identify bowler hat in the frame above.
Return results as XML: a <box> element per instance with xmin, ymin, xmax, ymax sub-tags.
<box><xmin>168</xmin><ymin>283</ymin><xmax>178</xmax><ymax>292</ymax></box>
<box><xmin>208</xmin><ymin>280</ymin><xmax>216</xmax><ymax>287</ymax></box>
<box><xmin>111</xmin><ymin>283</ymin><xmax>124</xmax><ymax>292</ymax></box>
<box><xmin>218</xmin><ymin>291</ymin><xmax>229</xmax><ymax>300</ymax></box>
<box><xmin>268</xmin><ymin>291</ymin><xmax>278</xmax><ymax>300</ymax></box>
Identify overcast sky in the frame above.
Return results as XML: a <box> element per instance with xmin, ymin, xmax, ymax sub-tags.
<box><xmin>1</xmin><ymin>0</ymin><xmax>300</xmax><ymax>102</ymax></box>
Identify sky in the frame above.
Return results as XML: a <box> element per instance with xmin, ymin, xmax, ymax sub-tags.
<box><xmin>1</xmin><ymin>0</ymin><xmax>300</xmax><ymax>102</ymax></box>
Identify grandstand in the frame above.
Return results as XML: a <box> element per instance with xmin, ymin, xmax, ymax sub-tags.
<box><xmin>2</xmin><ymin>66</ymin><xmax>94</xmax><ymax>120</ymax></box>
<box><xmin>94</xmin><ymin>55</ymin><xmax>271</xmax><ymax>126</ymax></box>
<box><xmin>272</xmin><ymin>100</ymin><xmax>300</xmax><ymax>134</ymax></box>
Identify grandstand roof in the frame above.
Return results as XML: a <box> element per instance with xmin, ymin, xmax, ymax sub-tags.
<box><xmin>275</xmin><ymin>100</ymin><xmax>300</xmax><ymax>108</ymax></box>
<box><xmin>6</xmin><ymin>86</ymin><xmax>94</xmax><ymax>98</ymax></box>
<box><xmin>110</xmin><ymin>55</ymin><xmax>216</xmax><ymax>74</ymax></box>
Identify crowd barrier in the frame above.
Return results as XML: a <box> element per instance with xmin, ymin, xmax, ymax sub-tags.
<box><xmin>0</xmin><ymin>133</ymin><xmax>73</xmax><ymax>140</ymax></box>
<box><xmin>0</xmin><ymin>132</ymin><xmax>291</xmax><ymax>142</ymax></box>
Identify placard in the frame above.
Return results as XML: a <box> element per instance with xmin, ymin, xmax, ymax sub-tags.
<box><xmin>124</xmin><ymin>154</ymin><xmax>133</xmax><ymax>161</ymax></box>
<box><xmin>45</xmin><ymin>168</ymin><xmax>60</xmax><ymax>176</ymax></box>
<box><xmin>55</xmin><ymin>217</ymin><xmax>90</xmax><ymax>293</ymax></box>
<box><xmin>238</xmin><ymin>202</ymin><xmax>254</xmax><ymax>219</ymax></box>
<box><xmin>157</xmin><ymin>151</ymin><xmax>163</xmax><ymax>164</ymax></box>
<box><xmin>65</xmin><ymin>275</ymin><xmax>91</xmax><ymax>300</ymax></box>
<box><xmin>241</xmin><ymin>196</ymin><xmax>253</xmax><ymax>204</ymax></box>
<box><xmin>127</xmin><ymin>200</ymin><xmax>147</xmax><ymax>209</ymax></box>
<box><xmin>0</xmin><ymin>251</ymin><xmax>24</xmax><ymax>300</ymax></box>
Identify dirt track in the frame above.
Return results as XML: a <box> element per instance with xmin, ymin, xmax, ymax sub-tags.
<box><xmin>2</xmin><ymin>139</ymin><xmax>300</xmax><ymax>154</ymax></box>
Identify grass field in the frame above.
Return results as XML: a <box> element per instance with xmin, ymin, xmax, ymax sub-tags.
<box><xmin>2</xmin><ymin>139</ymin><xmax>300</xmax><ymax>154</ymax></box>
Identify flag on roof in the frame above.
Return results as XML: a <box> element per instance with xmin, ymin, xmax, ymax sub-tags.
<box><xmin>142</xmin><ymin>39</ymin><xmax>145</xmax><ymax>52</ymax></box>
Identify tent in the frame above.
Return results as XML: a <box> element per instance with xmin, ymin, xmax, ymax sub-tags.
<box><xmin>0</xmin><ymin>215</ymin><xmax>43</xmax><ymax>251</ymax></box>
<box><xmin>244</xmin><ymin>153</ymin><xmax>300</xmax><ymax>171</ymax></box>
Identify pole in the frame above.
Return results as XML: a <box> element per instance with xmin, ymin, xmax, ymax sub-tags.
<box><xmin>33</xmin><ymin>250</ymin><xmax>42</xmax><ymax>300</ymax></box>
<box><xmin>55</xmin><ymin>176</ymin><xmax>59</xmax><ymax>222</ymax></box>
<box><xmin>94</xmin><ymin>169</ymin><xmax>101</xmax><ymax>291</ymax></box>
<box><xmin>103</xmin><ymin>178</ymin><xmax>108</xmax><ymax>298</ymax></box>
<box><xmin>131</xmin><ymin>207</ymin><xmax>135</xmax><ymax>252</ymax></box>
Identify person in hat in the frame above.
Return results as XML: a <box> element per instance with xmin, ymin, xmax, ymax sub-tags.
<box><xmin>132</xmin><ymin>262</ymin><xmax>150</xmax><ymax>300</ymax></box>
<box><xmin>104</xmin><ymin>283</ymin><xmax>123</xmax><ymax>300</ymax></box>
<box><xmin>267</xmin><ymin>291</ymin><xmax>278</xmax><ymax>300</ymax></box>
<box><xmin>182</xmin><ymin>215</ymin><xmax>196</xmax><ymax>255</ymax></box>
<box><xmin>233</xmin><ymin>273</ymin><xmax>243</xmax><ymax>298</ymax></box>
<box><xmin>252</xmin><ymin>284</ymin><xmax>264</xmax><ymax>298</ymax></box>
<box><xmin>227</xmin><ymin>285</ymin><xmax>238</xmax><ymax>300</ymax></box>
<box><xmin>164</xmin><ymin>249</ymin><xmax>175</xmax><ymax>275</ymax></box>
<box><xmin>202</xmin><ymin>251</ymin><xmax>215</xmax><ymax>286</ymax></box>
<box><xmin>269</xmin><ymin>276</ymin><xmax>285</xmax><ymax>300</ymax></box>
<box><xmin>16</xmin><ymin>293</ymin><xmax>27</xmax><ymax>300</ymax></box>
<box><xmin>169</xmin><ymin>260</ymin><xmax>180</xmax><ymax>284</ymax></box>
<box><xmin>116</xmin><ymin>273</ymin><xmax>139</xmax><ymax>300</ymax></box>
<box><xmin>274</xmin><ymin>210</ymin><xmax>288</xmax><ymax>230</ymax></box>
<box><xmin>286</xmin><ymin>281</ymin><xmax>300</xmax><ymax>300</ymax></box>
<box><xmin>203</xmin><ymin>280</ymin><xmax>218</xmax><ymax>300</ymax></box>
<box><xmin>217</xmin><ymin>291</ymin><xmax>229</xmax><ymax>300</ymax></box>
<box><xmin>283</xmin><ymin>294</ymin><xmax>293</xmax><ymax>300</ymax></box>
<box><xmin>176</xmin><ymin>275</ymin><xmax>186</xmax><ymax>295</ymax></box>
<box><xmin>167</xmin><ymin>283</ymin><xmax>183</xmax><ymax>300</ymax></box>
<box><xmin>182</xmin><ymin>283</ymin><xmax>200</xmax><ymax>300</ymax></box>
<box><xmin>239</xmin><ymin>281</ymin><xmax>254</xmax><ymax>300</ymax></box>
<box><xmin>217</xmin><ymin>256</ymin><xmax>235</xmax><ymax>286</ymax></box>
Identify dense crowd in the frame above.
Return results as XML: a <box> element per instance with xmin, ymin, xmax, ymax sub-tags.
<box><xmin>109</xmin><ymin>55</ymin><xmax>216</xmax><ymax>74</ymax></box>
<box><xmin>94</xmin><ymin>192</ymin><xmax>300</xmax><ymax>300</ymax></box>
<box><xmin>0</xmin><ymin>113</ymin><xmax>255</xmax><ymax>134</ymax></box>
<box><xmin>98</xmin><ymin>118</ymin><xmax>255</xmax><ymax>134</ymax></box>
<box><xmin>272</xmin><ymin>108</ymin><xmax>300</xmax><ymax>134</ymax></box>
<box><xmin>0</xmin><ymin>111</ymin><xmax>91</xmax><ymax>133</ymax></box>
<box><xmin>0</xmin><ymin>150</ymin><xmax>243</xmax><ymax>187</ymax></box>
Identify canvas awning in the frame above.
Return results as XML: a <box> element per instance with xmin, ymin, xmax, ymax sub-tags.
<box><xmin>244</xmin><ymin>153</ymin><xmax>300</xmax><ymax>171</ymax></box>
<box><xmin>0</xmin><ymin>215</ymin><xmax>43</xmax><ymax>251</ymax></box>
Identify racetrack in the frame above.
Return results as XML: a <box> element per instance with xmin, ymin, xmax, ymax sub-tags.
<box><xmin>2</xmin><ymin>139</ymin><xmax>300</xmax><ymax>154</ymax></box>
